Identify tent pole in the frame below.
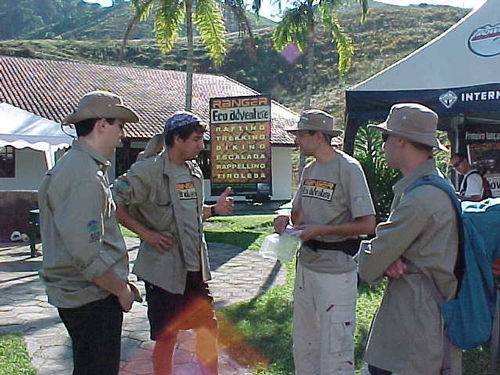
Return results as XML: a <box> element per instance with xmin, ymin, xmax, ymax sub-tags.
<box><xmin>343</xmin><ymin>113</ymin><xmax>360</xmax><ymax>156</ymax></box>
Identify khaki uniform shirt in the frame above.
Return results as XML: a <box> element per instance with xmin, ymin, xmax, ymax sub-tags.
<box><xmin>293</xmin><ymin>150</ymin><xmax>375</xmax><ymax>274</ymax></box>
<box><xmin>112</xmin><ymin>153</ymin><xmax>210</xmax><ymax>294</ymax></box>
<box><xmin>358</xmin><ymin>159</ymin><xmax>461</xmax><ymax>375</ymax></box>
<box><xmin>38</xmin><ymin>140</ymin><xmax>129</xmax><ymax>308</ymax></box>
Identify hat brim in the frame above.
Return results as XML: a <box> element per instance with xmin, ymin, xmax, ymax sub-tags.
<box><xmin>285</xmin><ymin>127</ymin><xmax>343</xmax><ymax>137</ymax></box>
<box><xmin>368</xmin><ymin>123</ymin><xmax>448</xmax><ymax>152</ymax></box>
<box><xmin>63</xmin><ymin>105</ymin><xmax>139</xmax><ymax>125</ymax></box>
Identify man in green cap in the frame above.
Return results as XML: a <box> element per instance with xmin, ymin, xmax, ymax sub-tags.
<box><xmin>38</xmin><ymin>90</ymin><xmax>140</xmax><ymax>375</ymax></box>
<box><xmin>274</xmin><ymin>109</ymin><xmax>376</xmax><ymax>375</ymax></box>
<box><xmin>113</xmin><ymin>111</ymin><xmax>234</xmax><ymax>375</ymax></box>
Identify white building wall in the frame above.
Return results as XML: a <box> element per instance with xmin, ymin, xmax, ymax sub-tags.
<box><xmin>270</xmin><ymin>147</ymin><xmax>293</xmax><ymax>200</ymax></box>
<box><xmin>0</xmin><ymin>148</ymin><xmax>46</xmax><ymax>190</ymax></box>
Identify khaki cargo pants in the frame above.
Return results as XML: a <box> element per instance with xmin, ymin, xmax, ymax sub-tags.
<box><xmin>293</xmin><ymin>262</ymin><xmax>357</xmax><ymax>375</ymax></box>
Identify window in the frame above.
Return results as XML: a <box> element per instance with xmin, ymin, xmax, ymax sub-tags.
<box><xmin>0</xmin><ymin>146</ymin><xmax>15</xmax><ymax>177</ymax></box>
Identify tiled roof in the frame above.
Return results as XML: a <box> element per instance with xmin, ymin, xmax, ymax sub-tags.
<box><xmin>0</xmin><ymin>55</ymin><xmax>298</xmax><ymax>145</ymax></box>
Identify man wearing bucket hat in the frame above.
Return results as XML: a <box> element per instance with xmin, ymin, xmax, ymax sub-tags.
<box><xmin>358</xmin><ymin>103</ymin><xmax>461</xmax><ymax>375</ymax></box>
<box><xmin>274</xmin><ymin>109</ymin><xmax>376</xmax><ymax>375</ymax></box>
<box><xmin>38</xmin><ymin>90</ymin><xmax>141</xmax><ymax>375</ymax></box>
<box><xmin>113</xmin><ymin>111</ymin><xmax>234</xmax><ymax>375</ymax></box>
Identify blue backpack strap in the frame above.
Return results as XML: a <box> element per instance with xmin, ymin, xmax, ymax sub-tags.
<box><xmin>406</xmin><ymin>175</ymin><xmax>465</xmax><ymax>284</ymax></box>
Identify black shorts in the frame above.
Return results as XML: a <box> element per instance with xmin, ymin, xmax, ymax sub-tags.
<box><xmin>145</xmin><ymin>271</ymin><xmax>217</xmax><ymax>341</ymax></box>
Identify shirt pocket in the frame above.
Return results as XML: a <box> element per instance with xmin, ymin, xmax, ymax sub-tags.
<box><xmin>148</xmin><ymin>188</ymin><xmax>175</xmax><ymax>232</ymax></box>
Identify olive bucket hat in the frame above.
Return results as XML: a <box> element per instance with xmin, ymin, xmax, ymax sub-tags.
<box><xmin>285</xmin><ymin>109</ymin><xmax>343</xmax><ymax>136</ymax></box>
<box><xmin>63</xmin><ymin>91</ymin><xmax>139</xmax><ymax>124</ymax></box>
<box><xmin>368</xmin><ymin>103</ymin><xmax>447</xmax><ymax>151</ymax></box>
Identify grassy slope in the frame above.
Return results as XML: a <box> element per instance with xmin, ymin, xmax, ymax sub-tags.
<box><xmin>0</xmin><ymin>3</ymin><xmax>468</xmax><ymax>121</ymax></box>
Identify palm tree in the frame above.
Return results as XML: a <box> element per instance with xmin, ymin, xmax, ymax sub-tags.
<box><xmin>255</xmin><ymin>0</ymin><xmax>367</xmax><ymax>110</ymax></box>
<box><xmin>254</xmin><ymin>0</ymin><xmax>367</xmax><ymax>172</ymax></box>
<box><xmin>121</xmin><ymin>0</ymin><xmax>227</xmax><ymax>110</ymax></box>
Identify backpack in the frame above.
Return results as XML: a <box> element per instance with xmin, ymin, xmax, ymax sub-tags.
<box><xmin>406</xmin><ymin>175</ymin><xmax>500</xmax><ymax>350</ymax></box>
<box><xmin>462</xmin><ymin>170</ymin><xmax>493</xmax><ymax>200</ymax></box>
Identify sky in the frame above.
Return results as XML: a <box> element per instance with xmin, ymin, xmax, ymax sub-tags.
<box><xmin>83</xmin><ymin>0</ymin><xmax>487</xmax><ymax>20</ymax></box>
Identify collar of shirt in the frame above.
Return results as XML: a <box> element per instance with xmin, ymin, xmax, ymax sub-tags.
<box><xmin>393</xmin><ymin>158</ymin><xmax>440</xmax><ymax>197</ymax></box>
<box><xmin>162</xmin><ymin>154</ymin><xmax>203</xmax><ymax>180</ymax></box>
<box><xmin>72</xmin><ymin>139</ymin><xmax>111</xmax><ymax>170</ymax></box>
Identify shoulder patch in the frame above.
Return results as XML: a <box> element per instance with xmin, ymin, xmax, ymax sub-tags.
<box><xmin>87</xmin><ymin>220</ymin><xmax>101</xmax><ymax>243</ymax></box>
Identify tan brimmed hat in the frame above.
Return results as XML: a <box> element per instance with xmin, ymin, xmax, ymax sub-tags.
<box><xmin>285</xmin><ymin>109</ymin><xmax>343</xmax><ymax>136</ymax></box>
<box><xmin>368</xmin><ymin>103</ymin><xmax>447</xmax><ymax>151</ymax></box>
<box><xmin>63</xmin><ymin>91</ymin><xmax>139</xmax><ymax>124</ymax></box>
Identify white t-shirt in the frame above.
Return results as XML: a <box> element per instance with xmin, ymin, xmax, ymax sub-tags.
<box><xmin>459</xmin><ymin>170</ymin><xmax>483</xmax><ymax>199</ymax></box>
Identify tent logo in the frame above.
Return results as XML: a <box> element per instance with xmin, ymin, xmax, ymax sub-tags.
<box><xmin>468</xmin><ymin>23</ymin><xmax>500</xmax><ymax>57</ymax></box>
<box><xmin>439</xmin><ymin>91</ymin><xmax>458</xmax><ymax>109</ymax></box>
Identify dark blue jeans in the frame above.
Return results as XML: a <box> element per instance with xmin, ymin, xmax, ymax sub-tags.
<box><xmin>58</xmin><ymin>294</ymin><xmax>123</xmax><ymax>375</ymax></box>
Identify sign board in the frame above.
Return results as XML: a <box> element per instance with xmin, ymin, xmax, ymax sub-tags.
<box><xmin>465</xmin><ymin>128</ymin><xmax>500</xmax><ymax>197</ymax></box>
<box><xmin>209</xmin><ymin>95</ymin><xmax>272</xmax><ymax>197</ymax></box>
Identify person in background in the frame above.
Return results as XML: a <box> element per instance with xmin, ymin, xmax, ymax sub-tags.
<box><xmin>450</xmin><ymin>152</ymin><xmax>485</xmax><ymax>201</ymax></box>
<box><xmin>113</xmin><ymin>111</ymin><xmax>234</xmax><ymax>375</ymax></box>
<box><xmin>358</xmin><ymin>103</ymin><xmax>461</xmax><ymax>375</ymax></box>
<box><xmin>274</xmin><ymin>109</ymin><xmax>376</xmax><ymax>375</ymax></box>
<box><xmin>38</xmin><ymin>91</ymin><xmax>141</xmax><ymax>375</ymax></box>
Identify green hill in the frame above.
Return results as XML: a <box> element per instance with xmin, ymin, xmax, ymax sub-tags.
<box><xmin>0</xmin><ymin>1</ymin><xmax>469</xmax><ymax>119</ymax></box>
<box><xmin>0</xmin><ymin>0</ymin><xmax>275</xmax><ymax>40</ymax></box>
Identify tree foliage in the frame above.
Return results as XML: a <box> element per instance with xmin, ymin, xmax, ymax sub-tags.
<box><xmin>124</xmin><ymin>0</ymin><xmax>226</xmax><ymax>65</ymax></box>
<box><xmin>270</xmin><ymin>0</ymin><xmax>367</xmax><ymax>76</ymax></box>
<box><xmin>353</xmin><ymin>126</ymin><xmax>399</xmax><ymax>221</ymax></box>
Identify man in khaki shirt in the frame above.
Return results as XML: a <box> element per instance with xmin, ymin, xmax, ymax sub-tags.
<box><xmin>113</xmin><ymin>111</ymin><xmax>233</xmax><ymax>375</ymax></box>
<box><xmin>274</xmin><ymin>110</ymin><xmax>376</xmax><ymax>375</ymax></box>
<box><xmin>38</xmin><ymin>91</ymin><xmax>140</xmax><ymax>375</ymax></box>
<box><xmin>358</xmin><ymin>103</ymin><xmax>461</xmax><ymax>375</ymax></box>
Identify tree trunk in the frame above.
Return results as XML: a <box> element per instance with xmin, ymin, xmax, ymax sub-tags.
<box><xmin>304</xmin><ymin>11</ymin><xmax>315</xmax><ymax>111</ymax></box>
<box><xmin>299</xmin><ymin>9</ymin><xmax>316</xmax><ymax>174</ymax></box>
<box><xmin>185</xmin><ymin>0</ymin><xmax>194</xmax><ymax>111</ymax></box>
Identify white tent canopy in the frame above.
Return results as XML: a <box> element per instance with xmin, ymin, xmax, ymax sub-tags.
<box><xmin>0</xmin><ymin>103</ymin><xmax>74</xmax><ymax>168</ymax></box>
<box><xmin>345</xmin><ymin>0</ymin><xmax>500</xmax><ymax>127</ymax></box>
<box><xmin>350</xmin><ymin>1</ymin><xmax>498</xmax><ymax>91</ymax></box>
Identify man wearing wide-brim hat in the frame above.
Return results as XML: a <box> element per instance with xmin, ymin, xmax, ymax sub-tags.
<box><xmin>358</xmin><ymin>103</ymin><xmax>461</xmax><ymax>375</ymax></box>
<box><xmin>275</xmin><ymin>109</ymin><xmax>376</xmax><ymax>375</ymax></box>
<box><xmin>38</xmin><ymin>90</ymin><xmax>141</xmax><ymax>375</ymax></box>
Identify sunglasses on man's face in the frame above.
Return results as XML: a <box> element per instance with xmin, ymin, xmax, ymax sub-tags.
<box><xmin>381</xmin><ymin>133</ymin><xmax>389</xmax><ymax>142</ymax></box>
<box><xmin>106</xmin><ymin>119</ymin><xmax>125</xmax><ymax>130</ymax></box>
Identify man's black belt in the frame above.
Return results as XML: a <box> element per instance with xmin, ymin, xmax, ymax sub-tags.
<box><xmin>303</xmin><ymin>238</ymin><xmax>362</xmax><ymax>257</ymax></box>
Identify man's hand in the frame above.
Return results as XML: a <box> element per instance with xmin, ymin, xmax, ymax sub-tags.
<box><xmin>296</xmin><ymin>224</ymin><xmax>325</xmax><ymax>242</ymax></box>
<box><xmin>384</xmin><ymin>257</ymin><xmax>407</xmax><ymax>278</ymax></box>
<box><xmin>274</xmin><ymin>216</ymin><xmax>290</xmax><ymax>235</ymax></box>
<box><xmin>118</xmin><ymin>284</ymin><xmax>136</xmax><ymax>312</ymax></box>
<box><xmin>214</xmin><ymin>187</ymin><xmax>234</xmax><ymax>215</ymax></box>
<box><xmin>142</xmin><ymin>229</ymin><xmax>175</xmax><ymax>254</ymax></box>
